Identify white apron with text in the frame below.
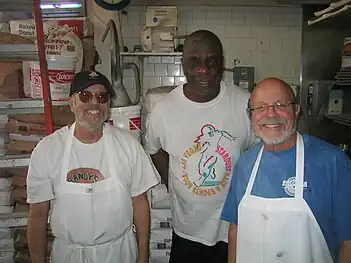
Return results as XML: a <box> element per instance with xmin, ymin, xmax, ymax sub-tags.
<box><xmin>49</xmin><ymin>123</ymin><xmax>138</xmax><ymax>263</ymax></box>
<box><xmin>236</xmin><ymin>133</ymin><xmax>334</xmax><ymax>263</ymax></box>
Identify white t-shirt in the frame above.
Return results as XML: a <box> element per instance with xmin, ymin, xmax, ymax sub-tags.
<box><xmin>27</xmin><ymin>124</ymin><xmax>160</xmax><ymax>204</ymax></box>
<box><xmin>145</xmin><ymin>81</ymin><xmax>255</xmax><ymax>246</ymax></box>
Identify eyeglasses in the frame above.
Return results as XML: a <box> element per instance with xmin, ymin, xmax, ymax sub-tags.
<box><xmin>78</xmin><ymin>91</ymin><xmax>111</xmax><ymax>104</ymax></box>
<box><xmin>249</xmin><ymin>101</ymin><xmax>295</xmax><ymax>113</ymax></box>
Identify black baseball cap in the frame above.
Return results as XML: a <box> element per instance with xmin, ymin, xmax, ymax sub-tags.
<box><xmin>69</xmin><ymin>71</ymin><xmax>115</xmax><ymax>97</ymax></box>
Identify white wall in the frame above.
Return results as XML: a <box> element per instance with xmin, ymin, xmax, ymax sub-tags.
<box><xmin>90</xmin><ymin>3</ymin><xmax>302</xmax><ymax>99</ymax></box>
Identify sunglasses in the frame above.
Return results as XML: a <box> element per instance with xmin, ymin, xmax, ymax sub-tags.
<box><xmin>78</xmin><ymin>91</ymin><xmax>111</xmax><ymax>104</ymax></box>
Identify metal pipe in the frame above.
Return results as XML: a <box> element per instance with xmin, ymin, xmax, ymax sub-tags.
<box><xmin>33</xmin><ymin>0</ymin><xmax>54</xmax><ymax>135</ymax></box>
<box><xmin>122</xmin><ymin>62</ymin><xmax>141</xmax><ymax>105</ymax></box>
<box><xmin>101</xmin><ymin>19</ymin><xmax>123</xmax><ymax>84</ymax></box>
<box><xmin>101</xmin><ymin>19</ymin><xmax>142</xmax><ymax>106</ymax></box>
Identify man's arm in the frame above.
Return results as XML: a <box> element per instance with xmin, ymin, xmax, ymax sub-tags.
<box><xmin>221</xmin><ymin>161</ymin><xmax>246</xmax><ymax>263</ymax></box>
<box><xmin>228</xmin><ymin>224</ymin><xmax>238</xmax><ymax>263</ymax></box>
<box><xmin>333</xmin><ymin>152</ymin><xmax>351</xmax><ymax>263</ymax></box>
<box><xmin>26</xmin><ymin>139</ymin><xmax>55</xmax><ymax>263</ymax></box>
<box><xmin>150</xmin><ymin>149</ymin><xmax>169</xmax><ymax>188</ymax></box>
<box><xmin>132</xmin><ymin>193</ymin><xmax>151</xmax><ymax>263</ymax></box>
<box><xmin>27</xmin><ymin>201</ymin><xmax>50</xmax><ymax>263</ymax></box>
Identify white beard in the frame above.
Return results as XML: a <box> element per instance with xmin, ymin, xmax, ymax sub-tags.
<box><xmin>257</xmin><ymin>125</ymin><xmax>296</xmax><ymax>146</ymax></box>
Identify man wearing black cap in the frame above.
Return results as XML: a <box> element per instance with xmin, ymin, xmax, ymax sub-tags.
<box><xmin>26</xmin><ymin>71</ymin><xmax>159</xmax><ymax>263</ymax></box>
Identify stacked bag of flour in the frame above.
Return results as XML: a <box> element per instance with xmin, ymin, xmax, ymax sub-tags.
<box><xmin>143</xmin><ymin>86</ymin><xmax>176</xmax><ymax>263</ymax></box>
<box><xmin>149</xmin><ymin>183</ymin><xmax>172</xmax><ymax>263</ymax></box>
<box><xmin>10</xmin><ymin>168</ymin><xmax>29</xmax><ymax>214</ymax></box>
<box><xmin>0</xmin><ymin>169</ymin><xmax>15</xmax><ymax>263</ymax></box>
<box><xmin>12</xmin><ymin>225</ymin><xmax>53</xmax><ymax>263</ymax></box>
<box><xmin>6</xmin><ymin>167</ymin><xmax>53</xmax><ymax>263</ymax></box>
<box><xmin>4</xmin><ymin>106</ymin><xmax>74</xmax><ymax>156</ymax></box>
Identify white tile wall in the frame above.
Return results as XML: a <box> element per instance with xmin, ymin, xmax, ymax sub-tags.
<box><xmin>96</xmin><ymin>5</ymin><xmax>302</xmax><ymax>98</ymax></box>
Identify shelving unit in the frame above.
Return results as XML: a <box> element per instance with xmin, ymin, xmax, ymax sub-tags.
<box><xmin>308</xmin><ymin>1</ymin><xmax>351</xmax><ymax>27</ymax></box>
<box><xmin>308</xmin><ymin>1</ymin><xmax>351</xmax><ymax>132</ymax></box>
<box><xmin>0</xmin><ymin>154</ymin><xmax>31</xmax><ymax>168</ymax></box>
<box><xmin>326</xmin><ymin>114</ymin><xmax>351</xmax><ymax>127</ymax></box>
<box><xmin>0</xmin><ymin>0</ymin><xmax>54</xmax><ymax>231</ymax></box>
<box><xmin>0</xmin><ymin>99</ymin><xmax>68</xmax><ymax>115</ymax></box>
<box><xmin>0</xmin><ymin>44</ymin><xmax>39</xmax><ymax>61</ymax></box>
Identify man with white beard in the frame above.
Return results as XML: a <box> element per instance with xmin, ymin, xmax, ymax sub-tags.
<box><xmin>221</xmin><ymin>77</ymin><xmax>351</xmax><ymax>263</ymax></box>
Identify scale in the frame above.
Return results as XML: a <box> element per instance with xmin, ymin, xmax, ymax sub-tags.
<box><xmin>94</xmin><ymin>0</ymin><xmax>131</xmax><ymax>11</ymax></box>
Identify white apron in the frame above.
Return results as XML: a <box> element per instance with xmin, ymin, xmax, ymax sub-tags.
<box><xmin>50</xmin><ymin>123</ymin><xmax>138</xmax><ymax>263</ymax></box>
<box><xmin>236</xmin><ymin>133</ymin><xmax>334</xmax><ymax>263</ymax></box>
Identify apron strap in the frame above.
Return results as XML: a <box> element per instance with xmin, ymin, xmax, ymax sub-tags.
<box><xmin>245</xmin><ymin>145</ymin><xmax>264</xmax><ymax>195</ymax></box>
<box><xmin>245</xmin><ymin>132</ymin><xmax>305</xmax><ymax>199</ymax></box>
<box><xmin>59</xmin><ymin>123</ymin><xmax>76</xmax><ymax>184</ymax></box>
<box><xmin>294</xmin><ymin>133</ymin><xmax>305</xmax><ymax>200</ymax></box>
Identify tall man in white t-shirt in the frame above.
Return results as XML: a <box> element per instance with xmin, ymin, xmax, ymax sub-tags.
<box><xmin>145</xmin><ymin>30</ymin><xmax>255</xmax><ymax>263</ymax></box>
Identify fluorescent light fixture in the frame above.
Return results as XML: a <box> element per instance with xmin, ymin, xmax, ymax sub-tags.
<box><xmin>40</xmin><ymin>3</ymin><xmax>82</xmax><ymax>9</ymax></box>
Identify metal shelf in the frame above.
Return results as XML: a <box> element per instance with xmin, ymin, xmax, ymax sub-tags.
<box><xmin>326</xmin><ymin>114</ymin><xmax>351</xmax><ymax>127</ymax></box>
<box><xmin>120</xmin><ymin>52</ymin><xmax>182</xmax><ymax>56</ymax></box>
<box><xmin>0</xmin><ymin>99</ymin><xmax>69</xmax><ymax>115</ymax></box>
<box><xmin>0</xmin><ymin>154</ymin><xmax>31</xmax><ymax>168</ymax></box>
<box><xmin>308</xmin><ymin>3</ymin><xmax>351</xmax><ymax>27</ymax></box>
<box><xmin>0</xmin><ymin>45</ymin><xmax>38</xmax><ymax>61</ymax></box>
<box><xmin>0</xmin><ymin>212</ymin><xmax>28</xmax><ymax>228</ymax></box>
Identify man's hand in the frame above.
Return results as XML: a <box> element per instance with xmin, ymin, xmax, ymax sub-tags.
<box><xmin>339</xmin><ymin>240</ymin><xmax>351</xmax><ymax>263</ymax></box>
<box><xmin>228</xmin><ymin>224</ymin><xmax>238</xmax><ymax>263</ymax></box>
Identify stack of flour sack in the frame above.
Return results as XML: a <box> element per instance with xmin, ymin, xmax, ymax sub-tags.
<box><xmin>143</xmin><ymin>85</ymin><xmax>177</xmax><ymax>263</ymax></box>
<box><xmin>148</xmin><ymin>183</ymin><xmax>172</xmax><ymax>263</ymax></box>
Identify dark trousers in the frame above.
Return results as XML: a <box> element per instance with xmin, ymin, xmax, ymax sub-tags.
<box><xmin>169</xmin><ymin>231</ymin><xmax>228</xmax><ymax>263</ymax></box>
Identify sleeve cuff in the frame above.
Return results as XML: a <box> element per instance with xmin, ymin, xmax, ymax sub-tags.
<box><xmin>220</xmin><ymin>215</ymin><xmax>238</xmax><ymax>225</ymax></box>
<box><xmin>26</xmin><ymin>195</ymin><xmax>54</xmax><ymax>204</ymax></box>
<box><xmin>143</xmin><ymin>146</ymin><xmax>161</xmax><ymax>155</ymax></box>
<box><xmin>131</xmin><ymin>178</ymin><xmax>160</xmax><ymax>197</ymax></box>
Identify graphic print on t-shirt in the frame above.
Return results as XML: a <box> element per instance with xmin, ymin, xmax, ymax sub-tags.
<box><xmin>67</xmin><ymin>168</ymin><xmax>105</xmax><ymax>183</ymax></box>
<box><xmin>181</xmin><ymin>124</ymin><xmax>236</xmax><ymax>196</ymax></box>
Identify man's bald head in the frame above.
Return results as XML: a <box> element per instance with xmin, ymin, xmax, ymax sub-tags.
<box><xmin>249</xmin><ymin>77</ymin><xmax>300</xmax><ymax>150</ymax></box>
<box><xmin>250</xmin><ymin>77</ymin><xmax>296</xmax><ymax>107</ymax></box>
<box><xmin>183</xmin><ymin>30</ymin><xmax>223</xmax><ymax>57</ymax></box>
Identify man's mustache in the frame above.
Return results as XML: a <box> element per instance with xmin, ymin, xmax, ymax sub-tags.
<box><xmin>259</xmin><ymin>118</ymin><xmax>287</xmax><ymax>125</ymax></box>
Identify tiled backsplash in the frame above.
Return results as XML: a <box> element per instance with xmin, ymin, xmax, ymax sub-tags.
<box><xmin>95</xmin><ymin>5</ymin><xmax>302</xmax><ymax>99</ymax></box>
<box><xmin>122</xmin><ymin>55</ymin><xmax>186</xmax><ymax>98</ymax></box>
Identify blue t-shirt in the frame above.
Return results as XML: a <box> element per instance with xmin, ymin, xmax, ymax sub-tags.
<box><xmin>221</xmin><ymin>134</ymin><xmax>351</xmax><ymax>262</ymax></box>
